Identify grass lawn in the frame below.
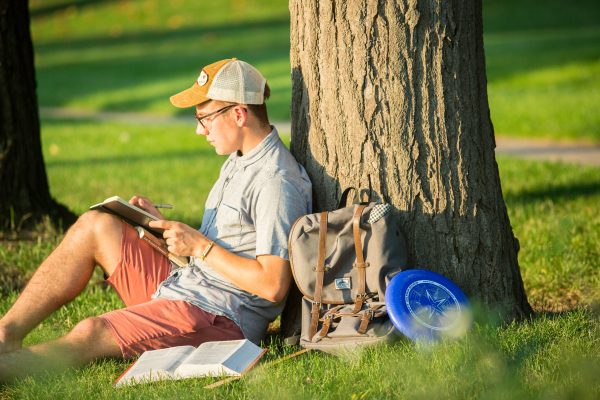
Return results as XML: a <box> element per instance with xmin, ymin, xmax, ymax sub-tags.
<box><xmin>0</xmin><ymin>120</ymin><xmax>599</xmax><ymax>398</ymax></box>
<box><xmin>29</xmin><ymin>0</ymin><xmax>600</xmax><ymax>141</ymax></box>
<box><xmin>2</xmin><ymin>0</ymin><xmax>598</xmax><ymax>397</ymax></box>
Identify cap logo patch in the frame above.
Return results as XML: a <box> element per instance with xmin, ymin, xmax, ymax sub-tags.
<box><xmin>197</xmin><ymin>70</ymin><xmax>208</xmax><ymax>86</ymax></box>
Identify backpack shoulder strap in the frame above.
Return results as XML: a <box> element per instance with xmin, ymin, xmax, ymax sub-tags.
<box><xmin>308</xmin><ymin>211</ymin><xmax>328</xmax><ymax>340</ymax></box>
<box><xmin>352</xmin><ymin>204</ymin><xmax>369</xmax><ymax>313</ymax></box>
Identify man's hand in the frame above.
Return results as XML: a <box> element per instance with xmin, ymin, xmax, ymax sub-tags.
<box><xmin>129</xmin><ymin>195</ymin><xmax>165</xmax><ymax>220</ymax></box>
<box><xmin>149</xmin><ymin>220</ymin><xmax>208</xmax><ymax>257</ymax></box>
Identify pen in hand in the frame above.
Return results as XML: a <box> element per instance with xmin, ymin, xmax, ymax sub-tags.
<box><xmin>154</xmin><ymin>203</ymin><xmax>174</xmax><ymax>209</ymax></box>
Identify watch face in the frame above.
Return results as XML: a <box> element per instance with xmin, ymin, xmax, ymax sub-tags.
<box><xmin>386</xmin><ymin>269</ymin><xmax>471</xmax><ymax>342</ymax></box>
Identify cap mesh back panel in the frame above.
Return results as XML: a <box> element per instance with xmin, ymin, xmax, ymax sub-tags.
<box><xmin>209</xmin><ymin>60</ymin><xmax>265</xmax><ymax>104</ymax></box>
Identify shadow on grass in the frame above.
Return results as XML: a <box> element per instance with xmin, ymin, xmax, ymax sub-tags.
<box><xmin>30</xmin><ymin>0</ymin><xmax>119</xmax><ymax>19</ymax></box>
<box><xmin>31</xmin><ymin>0</ymin><xmax>600</xmax><ymax>126</ymax></box>
<box><xmin>34</xmin><ymin>16</ymin><xmax>291</xmax><ymax>114</ymax></box>
<box><xmin>483</xmin><ymin>0</ymin><xmax>600</xmax><ymax>33</ymax></box>
<box><xmin>45</xmin><ymin>148</ymin><xmax>215</xmax><ymax>168</ymax></box>
<box><xmin>483</xmin><ymin>0</ymin><xmax>600</xmax><ymax>84</ymax></box>
<box><xmin>35</xmin><ymin>16</ymin><xmax>289</xmax><ymax>54</ymax></box>
<box><xmin>535</xmin><ymin>306</ymin><xmax>600</xmax><ymax>321</ymax></box>
<box><xmin>504</xmin><ymin>181</ymin><xmax>600</xmax><ymax>205</ymax></box>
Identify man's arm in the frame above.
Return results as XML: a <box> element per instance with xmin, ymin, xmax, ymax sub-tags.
<box><xmin>148</xmin><ymin>220</ymin><xmax>291</xmax><ymax>303</ymax></box>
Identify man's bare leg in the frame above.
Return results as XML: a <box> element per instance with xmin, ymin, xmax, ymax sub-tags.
<box><xmin>0</xmin><ymin>317</ymin><xmax>122</xmax><ymax>382</ymax></box>
<box><xmin>0</xmin><ymin>211</ymin><xmax>123</xmax><ymax>353</ymax></box>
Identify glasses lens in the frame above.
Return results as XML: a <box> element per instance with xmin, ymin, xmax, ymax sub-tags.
<box><xmin>196</xmin><ymin>105</ymin><xmax>234</xmax><ymax>129</ymax></box>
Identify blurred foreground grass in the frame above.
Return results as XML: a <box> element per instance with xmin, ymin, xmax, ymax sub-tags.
<box><xmin>0</xmin><ymin>306</ymin><xmax>597</xmax><ymax>399</ymax></box>
<box><xmin>0</xmin><ymin>119</ymin><xmax>598</xmax><ymax>398</ymax></box>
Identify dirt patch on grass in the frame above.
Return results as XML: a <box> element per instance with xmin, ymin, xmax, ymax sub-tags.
<box><xmin>0</xmin><ymin>264</ymin><xmax>31</xmax><ymax>295</ymax></box>
<box><xmin>529</xmin><ymin>287</ymin><xmax>585</xmax><ymax>313</ymax></box>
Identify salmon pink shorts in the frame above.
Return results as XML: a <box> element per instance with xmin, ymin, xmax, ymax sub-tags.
<box><xmin>99</xmin><ymin>223</ymin><xmax>244</xmax><ymax>358</ymax></box>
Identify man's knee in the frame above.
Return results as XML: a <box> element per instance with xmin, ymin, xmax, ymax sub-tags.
<box><xmin>75</xmin><ymin>210</ymin><xmax>122</xmax><ymax>238</ymax></box>
<box><xmin>70</xmin><ymin>211</ymin><xmax>123</xmax><ymax>251</ymax></box>
<box><xmin>67</xmin><ymin>317</ymin><xmax>121</xmax><ymax>358</ymax></box>
<box><xmin>69</xmin><ymin>317</ymin><xmax>107</xmax><ymax>342</ymax></box>
<box><xmin>69</xmin><ymin>211</ymin><xmax>123</xmax><ymax>275</ymax></box>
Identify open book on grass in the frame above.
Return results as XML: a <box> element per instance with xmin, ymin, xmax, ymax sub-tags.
<box><xmin>90</xmin><ymin>196</ymin><xmax>163</xmax><ymax>235</ymax></box>
<box><xmin>114</xmin><ymin>339</ymin><xmax>266</xmax><ymax>387</ymax></box>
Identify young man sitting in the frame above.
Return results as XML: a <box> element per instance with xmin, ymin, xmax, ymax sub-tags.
<box><xmin>0</xmin><ymin>58</ymin><xmax>312</xmax><ymax>381</ymax></box>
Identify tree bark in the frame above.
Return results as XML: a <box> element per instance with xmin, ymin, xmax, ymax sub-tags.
<box><xmin>289</xmin><ymin>0</ymin><xmax>532</xmax><ymax>319</ymax></box>
<box><xmin>0</xmin><ymin>0</ymin><xmax>75</xmax><ymax>232</ymax></box>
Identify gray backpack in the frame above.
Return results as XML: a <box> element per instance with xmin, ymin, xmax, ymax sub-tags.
<box><xmin>287</xmin><ymin>188</ymin><xmax>408</xmax><ymax>353</ymax></box>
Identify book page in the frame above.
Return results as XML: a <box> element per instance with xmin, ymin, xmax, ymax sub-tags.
<box><xmin>173</xmin><ymin>340</ymin><xmax>245</xmax><ymax>378</ymax></box>
<box><xmin>222</xmin><ymin>340</ymin><xmax>265</xmax><ymax>374</ymax></box>
<box><xmin>116</xmin><ymin>346</ymin><xmax>195</xmax><ymax>386</ymax></box>
<box><xmin>182</xmin><ymin>340</ymin><xmax>243</xmax><ymax>366</ymax></box>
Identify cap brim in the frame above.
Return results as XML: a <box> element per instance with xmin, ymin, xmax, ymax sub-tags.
<box><xmin>169</xmin><ymin>83</ymin><xmax>210</xmax><ymax>108</ymax></box>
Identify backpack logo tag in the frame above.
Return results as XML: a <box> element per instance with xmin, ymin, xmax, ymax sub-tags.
<box><xmin>335</xmin><ymin>278</ymin><xmax>352</xmax><ymax>290</ymax></box>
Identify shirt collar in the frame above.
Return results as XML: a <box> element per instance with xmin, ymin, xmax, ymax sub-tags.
<box><xmin>229</xmin><ymin>126</ymin><xmax>279</xmax><ymax>167</ymax></box>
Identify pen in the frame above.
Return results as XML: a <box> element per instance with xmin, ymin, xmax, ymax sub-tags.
<box><xmin>154</xmin><ymin>203</ymin><xmax>174</xmax><ymax>209</ymax></box>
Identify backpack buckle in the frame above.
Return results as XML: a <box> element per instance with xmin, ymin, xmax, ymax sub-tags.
<box><xmin>355</xmin><ymin>292</ymin><xmax>369</xmax><ymax>301</ymax></box>
<box><xmin>358</xmin><ymin>309</ymin><xmax>375</xmax><ymax>334</ymax></box>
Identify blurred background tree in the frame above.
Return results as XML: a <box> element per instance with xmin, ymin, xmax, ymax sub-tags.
<box><xmin>0</xmin><ymin>0</ymin><xmax>75</xmax><ymax>232</ymax></box>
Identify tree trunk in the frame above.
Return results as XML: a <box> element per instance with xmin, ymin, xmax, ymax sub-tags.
<box><xmin>0</xmin><ymin>0</ymin><xmax>75</xmax><ymax>232</ymax></box>
<box><xmin>289</xmin><ymin>0</ymin><xmax>532</xmax><ymax>319</ymax></box>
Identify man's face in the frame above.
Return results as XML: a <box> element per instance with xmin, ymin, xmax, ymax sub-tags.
<box><xmin>195</xmin><ymin>101</ymin><xmax>241</xmax><ymax>155</ymax></box>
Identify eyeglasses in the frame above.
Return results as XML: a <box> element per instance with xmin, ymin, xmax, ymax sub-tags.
<box><xmin>195</xmin><ymin>105</ymin><xmax>235</xmax><ymax>129</ymax></box>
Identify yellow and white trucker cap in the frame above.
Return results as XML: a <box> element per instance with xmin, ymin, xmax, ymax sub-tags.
<box><xmin>170</xmin><ymin>58</ymin><xmax>267</xmax><ymax>108</ymax></box>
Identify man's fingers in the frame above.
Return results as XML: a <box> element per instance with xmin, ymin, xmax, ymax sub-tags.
<box><xmin>149</xmin><ymin>220</ymin><xmax>173</xmax><ymax>229</ymax></box>
<box><xmin>129</xmin><ymin>195</ymin><xmax>155</xmax><ymax>209</ymax></box>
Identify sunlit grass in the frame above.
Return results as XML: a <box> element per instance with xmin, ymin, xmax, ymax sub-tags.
<box><xmin>0</xmin><ymin>119</ymin><xmax>598</xmax><ymax>397</ymax></box>
<box><xmin>1</xmin><ymin>301</ymin><xmax>597</xmax><ymax>399</ymax></box>
<box><xmin>499</xmin><ymin>157</ymin><xmax>600</xmax><ymax>310</ymax></box>
<box><xmin>41</xmin><ymin>118</ymin><xmax>218</xmax><ymax>224</ymax></box>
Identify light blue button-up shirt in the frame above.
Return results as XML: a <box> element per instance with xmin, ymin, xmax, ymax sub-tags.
<box><xmin>153</xmin><ymin>127</ymin><xmax>312</xmax><ymax>344</ymax></box>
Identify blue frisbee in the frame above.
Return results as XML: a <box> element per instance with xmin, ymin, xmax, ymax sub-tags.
<box><xmin>385</xmin><ymin>269</ymin><xmax>471</xmax><ymax>342</ymax></box>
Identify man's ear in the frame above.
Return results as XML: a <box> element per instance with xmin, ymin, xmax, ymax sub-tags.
<box><xmin>232</xmin><ymin>105</ymin><xmax>248</xmax><ymax>127</ymax></box>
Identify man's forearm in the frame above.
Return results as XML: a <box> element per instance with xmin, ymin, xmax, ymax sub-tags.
<box><xmin>197</xmin><ymin>240</ymin><xmax>290</xmax><ymax>303</ymax></box>
<box><xmin>148</xmin><ymin>219</ymin><xmax>291</xmax><ymax>303</ymax></box>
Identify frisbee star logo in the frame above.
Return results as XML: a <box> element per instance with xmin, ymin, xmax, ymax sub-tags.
<box><xmin>405</xmin><ymin>280</ymin><xmax>461</xmax><ymax>331</ymax></box>
<box><xmin>425</xmin><ymin>289</ymin><xmax>449</xmax><ymax>319</ymax></box>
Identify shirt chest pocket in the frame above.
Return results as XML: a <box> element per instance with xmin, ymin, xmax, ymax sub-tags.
<box><xmin>215</xmin><ymin>204</ymin><xmax>242</xmax><ymax>247</ymax></box>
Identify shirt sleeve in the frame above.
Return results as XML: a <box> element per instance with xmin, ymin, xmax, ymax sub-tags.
<box><xmin>253</xmin><ymin>173</ymin><xmax>311</xmax><ymax>260</ymax></box>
